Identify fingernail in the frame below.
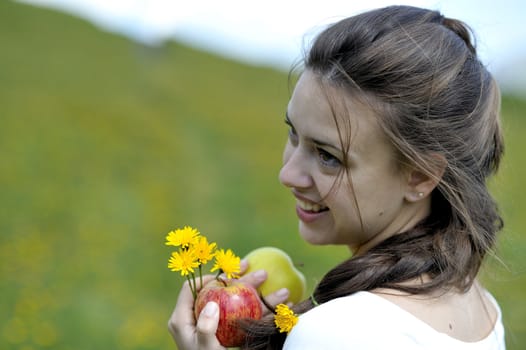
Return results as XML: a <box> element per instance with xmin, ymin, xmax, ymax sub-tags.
<box><xmin>276</xmin><ymin>288</ymin><xmax>289</xmax><ymax>298</ymax></box>
<box><xmin>253</xmin><ymin>269</ymin><xmax>267</xmax><ymax>280</ymax></box>
<box><xmin>202</xmin><ymin>302</ymin><xmax>219</xmax><ymax>317</ymax></box>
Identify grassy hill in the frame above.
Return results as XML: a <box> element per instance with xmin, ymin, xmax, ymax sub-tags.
<box><xmin>1</xmin><ymin>1</ymin><xmax>524</xmax><ymax>349</ymax></box>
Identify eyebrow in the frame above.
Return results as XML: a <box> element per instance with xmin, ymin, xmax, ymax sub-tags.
<box><xmin>285</xmin><ymin>111</ymin><xmax>342</xmax><ymax>152</ymax></box>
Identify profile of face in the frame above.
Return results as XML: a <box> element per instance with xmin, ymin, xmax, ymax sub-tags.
<box><xmin>279</xmin><ymin>70</ymin><xmax>431</xmax><ymax>253</ymax></box>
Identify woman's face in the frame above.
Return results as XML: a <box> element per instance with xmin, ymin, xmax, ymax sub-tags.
<box><xmin>279</xmin><ymin>70</ymin><xmax>425</xmax><ymax>253</ymax></box>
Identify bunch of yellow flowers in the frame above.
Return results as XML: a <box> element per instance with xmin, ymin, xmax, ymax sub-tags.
<box><xmin>165</xmin><ymin>225</ymin><xmax>299</xmax><ymax>334</ymax></box>
<box><xmin>165</xmin><ymin>225</ymin><xmax>241</xmax><ymax>299</ymax></box>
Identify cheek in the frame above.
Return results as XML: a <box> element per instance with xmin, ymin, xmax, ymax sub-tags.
<box><xmin>324</xmin><ymin>178</ymin><xmax>356</xmax><ymax>213</ymax></box>
<box><xmin>352</xmin><ymin>179</ymin><xmax>404</xmax><ymax>223</ymax></box>
<box><xmin>330</xmin><ymin>176</ymin><xmax>382</xmax><ymax>230</ymax></box>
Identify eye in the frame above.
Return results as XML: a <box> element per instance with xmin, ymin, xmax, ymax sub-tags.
<box><xmin>317</xmin><ymin>148</ymin><xmax>341</xmax><ymax>168</ymax></box>
<box><xmin>285</xmin><ymin>119</ymin><xmax>298</xmax><ymax>146</ymax></box>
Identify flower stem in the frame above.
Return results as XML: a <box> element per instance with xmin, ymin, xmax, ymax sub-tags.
<box><xmin>191</xmin><ymin>272</ymin><xmax>197</xmax><ymax>298</ymax></box>
<box><xmin>216</xmin><ymin>271</ymin><xmax>228</xmax><ymax>287</ymax></box>
<box><xmin>199</xmin><ymin>265</ymin><xmax>203</xmax><ymax>288</ymax></box>
<box><xmin>186</xmin><ymin>274</ymin><xmax>197</xmax><ymax>299</ymax></box>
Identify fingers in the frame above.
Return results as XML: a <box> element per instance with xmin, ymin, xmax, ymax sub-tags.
<box><xmin>238</xmin><ymin>266</ymin><xmax>268</xmax><ymax>288</ymax></box>
<box><xmin>168</xmin><ymin>280</ymin><xmax>195</xmax><ymax>337</ymax></box>
<box><xmin>260</xmin><ymin>288</ymin><xmax>290</xmax><ymax>312</ymax></box>
<box><xmin>196</xmin><ymin>302</ymin><xmax>222</xmax><ymax>348</ymax></box>
<box><xmin>169</xmin><ymin>276</ymin><xmax>216</xmax><ymax>336</ymax></box>
<box><xmin>168</xmin><ymin>276</ymin><xmax>222</xmax><ymax>350</ymax></box>
<box><xmin>239</xmin><ymin>259</ymin><xmax>249</xmax><ymax>274</ymax></box>
<box><xmin>238</xmin><ymin>266</ymin><xmax>291</xmax><ymax>314</ymax></box>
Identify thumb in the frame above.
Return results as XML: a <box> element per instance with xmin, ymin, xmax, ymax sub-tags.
<box><xmin>196</xmin><ymin>301</ymin><xmax>222</xmax><ymax>349</ymax></box>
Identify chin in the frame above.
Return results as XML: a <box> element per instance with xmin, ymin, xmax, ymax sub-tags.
<box><xmin>298</xmin><ymin>225</ymin><xmax>332</xmax><ymax>245</ymax></box>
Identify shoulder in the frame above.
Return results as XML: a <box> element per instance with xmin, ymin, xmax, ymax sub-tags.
<box><xmin>283</xmin><ymin>290</ymin><xmax>506</xmax><ymax>350</ymax></box>
<box><xmin>283</xmin><ymin>292</ymin><xmax>426</xmax><ymax>350</ymax></box>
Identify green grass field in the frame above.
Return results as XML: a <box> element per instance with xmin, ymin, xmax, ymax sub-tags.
<box><xmin>1</xmin><ymin>1</ymin><xmax>524</xmax><ymax>349</ymax></box>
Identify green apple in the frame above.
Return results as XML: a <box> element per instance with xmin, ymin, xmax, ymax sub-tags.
<box><xmin>244</xmin><ymin>246</ymin><xmax>306</xmax><ymax>303</ymax></box>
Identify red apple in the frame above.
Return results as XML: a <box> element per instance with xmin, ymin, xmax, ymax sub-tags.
<box><xmin>194</xmin><ymin>279</ymin><xmax>262</xmax><ymax>347</ymax></box>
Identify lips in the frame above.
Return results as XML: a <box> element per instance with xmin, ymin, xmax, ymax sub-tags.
<box><xmin>295</xmin><ymin>198</ymin><xmax>329</xmax><ymax>223</ymax></box>
<box><xmin>296</xmin><ymin>198</ymin><xmax>329</xmax><ymax>213</ymax></box>
<box><xmin>291</xmin><ymin>191</ymin><xmax>329</xmax><ymax>223</ymax></box>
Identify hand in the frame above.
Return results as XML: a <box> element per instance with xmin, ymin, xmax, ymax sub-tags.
<box><xmin>167</xmin><ymin>260</ymin><xmax>291</xmax><ymax>350</ymax></box>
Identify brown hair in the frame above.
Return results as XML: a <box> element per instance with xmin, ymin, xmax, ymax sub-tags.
<box><xmin>243</xmin><ymin>5</ymin><xmax>504</xmax><ymax>349</ymax></box>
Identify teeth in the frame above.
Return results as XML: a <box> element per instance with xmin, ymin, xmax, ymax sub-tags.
<box><xmin>297</xmin><ymin>199</ymin><xmax>328</xmax><ymax>213</ymax></box>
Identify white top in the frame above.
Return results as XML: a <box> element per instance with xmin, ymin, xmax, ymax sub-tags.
<box><xmin>283</xmin><ymin>291</ymin><xmax>505</xmax><ymax>350</ymax></box>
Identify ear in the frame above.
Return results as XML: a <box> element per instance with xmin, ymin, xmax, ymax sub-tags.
<box><xmin>404</xmin><ymin>154</ymin><xmax>447</xmax><ymax>202</ymax></box>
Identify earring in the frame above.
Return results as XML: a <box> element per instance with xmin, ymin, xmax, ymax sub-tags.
<box><xmin>417</xmin><ymin>192</ymin><xmax>424</xmax><ymax>198</ymax></box>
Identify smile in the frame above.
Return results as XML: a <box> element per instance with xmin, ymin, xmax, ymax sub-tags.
<box><xmin>297</xmin><ymin>199</ymin><xmax>329</xmax><ymax>213</ymax></box>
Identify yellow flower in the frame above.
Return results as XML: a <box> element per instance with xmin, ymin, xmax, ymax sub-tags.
<box><xmin>165</xmin><ymin>226</ymin><xmax>199</xmax><ymax>249</ymax></box>
<box><xmin>210</xmin><ymin>249</ymin><xmax>240</xmax><ymax>279</ymax></box>
<box><xmin>168</xmin><ymin>249</ymin><xmax>199</xmax><ymax>276</ymax></box>
<box><xmin>193</xmin><ymin>236</ymin><xmax>217</xmax><ymax>264</ymax></box>
<box><xmin>274</xmin><ymin>304</ymin><xmax>298</xmax><ymax>334</ymax></box>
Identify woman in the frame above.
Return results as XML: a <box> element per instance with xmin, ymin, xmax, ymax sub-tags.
<box><xmin>169</xmin><ymin>5</ymin><xmax>506</xmax><ymax>349</ymax></box>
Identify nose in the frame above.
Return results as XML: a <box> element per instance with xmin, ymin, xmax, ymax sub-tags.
<box><xmin>279</xmin><ymin>144</ymin><xmax>313</xmax><ymax>189</ymax></box>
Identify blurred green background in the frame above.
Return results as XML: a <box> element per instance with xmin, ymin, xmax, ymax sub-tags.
<box><xmin>0</xmin><ymin>1</ymin><xmax>524</xmax><ymax>349</ymax></box>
